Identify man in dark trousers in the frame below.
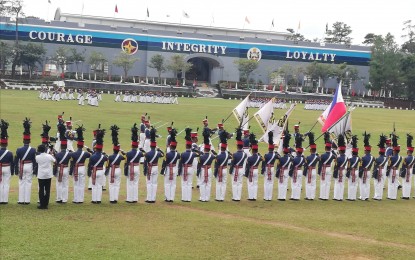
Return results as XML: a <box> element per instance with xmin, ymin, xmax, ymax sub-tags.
<box><xmin>35</xmin><ymin>145</ymin><xmax>56</xmax><ymax>209</ymax></box>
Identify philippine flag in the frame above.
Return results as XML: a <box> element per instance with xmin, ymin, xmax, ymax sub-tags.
<box><xmin>319</xmin><ymin>82</ymin><xmax>347</xmax><ymax>132</ymax></box>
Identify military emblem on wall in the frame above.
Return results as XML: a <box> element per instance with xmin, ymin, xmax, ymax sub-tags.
<box><xmin>247</xmin><ymin>47</ymin><xmax>261</xmax><ymax>61</ymax></box>
<box><xmin>121</xmin><ymin>38</ymin><xmax>138</xmax><ymax>55</ymax></box>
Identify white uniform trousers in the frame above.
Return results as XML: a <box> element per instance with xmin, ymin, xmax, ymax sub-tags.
<box><xmin>73</xmin><ymin>165</ymin><xmax>86</xmax><ymax>203</ymax></box>
<box><xmin>146</xmin><ymin>165</ymin><xmax>158</xmax><ymax>202</ymax></box>
<box><xmin>164</xmin><ymin>164</ymin><xmax>178</xmax><ymax>201</ymax></box>
<box><xmin>402</xmin><ymin>169</ymin><xmax>413</xmax><ymax>198</ymax></box>
<box><xmin>139</xmin><ymin>133</ymin><xmax>146</xmax><ymax>149</ymax></box>
<box><xmin>231</xmin><ymin>166</ymin><xmax>244</xmax><ymax>201</ymax></box>
<box><xmin>199</xmin><ymin>166</ymin><xmax>213</xmax><ymax>201</ymax></box>
<box><xmin>126</xmin><ymin>164</ymin><xmax>140</xmax><ymax>202</ymax></box>
<box><xmin>373</xmin><ymin>169</ymin><xmax>385</xmax><ymax>200</ymax></box>
<box><xmin>143</xmin><ymin>139</ymin><xmax>151</xmax><ymax>153</ymax></box>
<box><xmin>359</xmin><ymin>170</ymin><xmax>371</xmax><ymax>200</ymax></box>
<box><xmin>181</xmin><ymin>165</ymin><xmax>194</xmax><ymax>201</ymax></box>
<box><xmin>109</xmin><ymin>167</ymin><xmax>121</xmax><ymax>202</ymax></box>
<box><xmin>56</xmin><ymin>166</ymin><xmax>70</xmax><ymax>202</ymax></box>
<box><xmin>387</xmin><ymin>168</ymin><xmax>399</xmax><ymax>199</ymax></box>
<box><xmin>319</xmin><ymin>167</ymin><xmax>332</xmax><ymax>200</ymax></box>
<box><xmin>263</xmin><ymin>166</ymin><xmax>274</xmax><ymax>201</ymax></box>
<box><xmin>290</xmin><ymin>169</ymin><xmax>303</xmax><ymax>200</ymax></box>
<box><xmin>194</xmin><ymin>159</ymin><xmax>202</xmax><ymax>189</ymax></box>
<box><xmin>91</xmin><ymin>169</ymin><xmax>105</xmax><ymax>202</ymax></box>
<box><xmin>246</xmin><ymin>168</ymin><xmax>259</xmax><ymax>200</ymax></box>
<box><xmin>114</xmin><ymin>95</ymin><xmax>121</xmax><ymax>102</ymax></box>
<box><xmin>78</xmin><ymin>96</ymin><xmax>84</xmax><ymax>105</ymax></box>
<box><xmin>347</xmin><ymin>170</ymin><xmax>358</xmax><ymax>200</ymax></box>
<box><xmin>18</xmin><ymin>163</ymin><xmax>33</xmax><ymax>203</ymax></box>
<box><xmin>333</xmin><ymin>171</ymin><xmax>345</xmax><ymax>200</ymax></box>
<box><xmin>277</xmin><ymin>169</ymin><xmax>289</xmax><ymax>200</ymax></box>
<box><xmin>88</xmin><ymin>176</ymin><xmax>93</xmax><ymax>189</ymax></box>
<box><xmin>215</xmin><ymin>167</ymin><xmax>228</xmax><ymax>201</ymax></box>
<box><xmin>305</xmin><ymin>168</ymin><xmax>317</xmax><ymax>200</ymax></box>
<box><xmin>0</xmin><ymin>166</ymin><xmax>11</xmax><ymax>203</ymax></box>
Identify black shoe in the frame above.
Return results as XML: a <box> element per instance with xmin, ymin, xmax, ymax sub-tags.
<box><xmin>398</xmin><ymin>185</ymin><xmax>402</xmax><ymax>190</ymax></box>
<box><xmin>132</xmin><ymin>201</ymin><xmax>138</xmax><ymax>203</ymax></box>
<box><xmin>97</xmin><ymin>201</ymin><xmax>101</xmax><ymax>204</ymax></box>
<box><xmin>278</xmin><ymin>199</ymin><xmax>285</xmax><ymax>201</ymax></box>
<box><xmin>0</xmin><ymin>202</ymin><xmax>8</xmax><ymax>204</ymax></box>
<box><xmin>232</xmin><ymin>199</ymin><xmax>240</xmax><ymax>202</ymax></box>
<box><xmin>72</xmin><ymin>201</ymin><xmax>79</xmax><ymax>204</ymax></box>
<box><xmin>24</xmin><ymin>202</ymin><xmax>30</xmax><ymax>205</ymax></box>
<box><xmin>91</xmin><ymin>201</ymin><xmax>97</xmax><ymax>204</ymax></box>
<box><xmin>56</xmin><ymin>200</ymin><xmax>63</xmax><ymax>204</ymax></box>
<box><xmin>110</xmin><ymin>201</ymin><xmax>116</xmax><ymax>204</ymax></box>
<box><xmin>196</xmin><ymin>185</ymin><xmax>200</xmax><ymax>189</ymax></box>
<box><xmin>387</xmin><ymin>197</ymin><xmax>396</xmax><ymax>200</ymax></box>
<box><xmin>401</xmin><ymin>197</ymin><xmax>409</xmax><ymax>200</ymax></box>
<box><xmin>37</xmin><ymin>206</ymin><xmax>47</xmax><ymax>210</ymax></box>
<box><xmin>364</xmin><ymin>198</ymin><xmax>369</xmax><ymax>201</ymax></box>
<box><xmin>145</xmin><ymin>200</ymin><xmax>151</xmax><ymax>203</ymax></box>
<box><xmin>126</xmin><ymin>201</ymin><xmax>132</xmax><ymax>203</ymax></box>
<box><xmin>88</xmin><ymin>188</ymin><xmax>92</xmax><ymax>190</ymax></box>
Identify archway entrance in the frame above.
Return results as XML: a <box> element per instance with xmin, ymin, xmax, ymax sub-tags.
<box><xmin>184</xmin><ymin>54</ymin><xmax>224</xmax><ymax>84</ymax></box>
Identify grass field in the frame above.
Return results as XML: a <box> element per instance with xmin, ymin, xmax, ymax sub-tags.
<box><xmin>1</xmin><ymin>89</ymin><xmax>415</xmax><ymax>259</ymax></box>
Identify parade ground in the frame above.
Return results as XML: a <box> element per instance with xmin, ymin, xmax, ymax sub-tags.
<box><xmin>1</xmin><ymin>89</ymin><xmax>415</xmax><ymax>259</ymax></box>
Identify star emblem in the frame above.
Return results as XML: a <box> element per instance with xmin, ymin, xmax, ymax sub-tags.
<box><xmin>121</xmin><ymin>39</ymin><xmax>138</xmax><ymax>55</ymax></box>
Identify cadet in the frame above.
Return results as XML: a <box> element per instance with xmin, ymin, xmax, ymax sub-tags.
<box><xmin>386</xmin><ymin>134</ymin><xmax>402</xmax><ymax>200</ymax></box>
<box><xmin>230</xmin><ymin>128</ymin><xmax>247</xmax><ymax>201</ymax></box>
<box><xmin>262</xmin><ymin>131</ymin><xmax>278</xmax><ymax>201</ymax></box>
<box><xmin>373</xmin><ymin>135</ymin><xmax>388</xmax><ymax>200</ymax></box>
<box><xmin>276</xmin><ymin>131</ymin><xmax>292</xmax><ymax>201</ymax></box>
<box><xmin>125</xmin><ymin>124</ymin><xmax>144</xmax><ymax>203</ymax></box>
<box><xmin>54</xmin><ymin>122</ymin><xmax>72</xmax><ymax>203</ymax></box>
<box><xmin>14</xmin><ymin>118</ymin><xmax>36</xmax><ymax>205</ymax></box>
<box><xmin>242</xmin><ymin>129</ymin><xmax>251</xmax><ymax>157</ymax></box>
<box><xmin>346</xmin><ymin>136</ymin><xmax>360</xmax><ymax>201</ymax></box>
<box><xmin>88</xmin><ymin>128</ymin><xmax>108</xmax><ymax>204</ymax></box>
<box><xmin>161</xmin><ymin>128</ymin><xmax>180</xmax><ymax>202</ymax></box>
<box><xmin>179</xmin><ymin>128</ymin><xmax>198</xmax><ymax>202</ymax></box>
<box><xmin>197</xmin><ymin>128</ymin><xmax>216</xmax><ymax>202</ymax></box>
<box><xmin>0</xmin><ymin>120</ymin><xmax>14</xmax><ymax>204</ymax></box>
<box><xmin>214</xmin><ymin>130</ymin><xmax>231</xmax><ymax>201</ymax></box>
<box><xmin>400</xmin><ymin>134</ymin><xmax>414</xmax><ymax>199</ymax></box>
<box><xmin>333</xmin><ymin>134</ymin><xmax>348</xmax><ymax>201</ymax></box>
<box><xmin>290</xmin><ymin>135</ymin><xmax>305</xmax><ymax>201</ymax></box>
<box><xmin>70</xmin><ymin>125</ymin><xmax>91</xmax><ymax>204</ymax></box>
<box><xmin>107</xmin><ymin>125</ymin><xmax>125</xmax><ymax>204</ymax></box>
<box><xmin>359</xmin><ymin>132</ymin><xmax>374</xmax><ymax>201</ymax></box>
<box><xmin>143</xmin><ymin>128</ymin><xmax>164</xmax><ymax>203</ymax></box>
<box><xmin>303</xmin><ymin>132</ymin><xmax>320</xmax><ymax>200</ymax></box>
<box><xmin>245</xmin><ymin>133</ymin><xmax>262</xmax><ymax>201</ymax></box>
<box><xmin>318</xmin><ymin>132</ymin><xmax>336</xmax><ymax>201</ymax></box>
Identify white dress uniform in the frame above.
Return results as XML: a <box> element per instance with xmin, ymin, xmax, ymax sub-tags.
<box><xmin>230</xmin><ymin>150</ymin><xmax>247</xmax><ymax>201</ymax></box>
<box><xmin>0</xmin><ymin>148</ymin><xmax>13</xmax><ymax>204</ymax></box>
<box><xmin>401</xmin><ymin>155</ymin><xmax>414</xmax><ymax>198</ymax></box>
<box><xmin>347</xmin><ymin>156</ymin><xmax>360</xmax><ymax>201</ymax></box>
<box><xmin>373</xmin><ymin>156</ymin><xmax>388</xmax><ymax>200</ymax></box>
<box><xmin>55</xmin><ymin>149</ymin><xmax>71</xmax><ymax>203</ymax></box>
<box><xmin>215</xmin><ymin>151</ymin><xmax>229</xmax><ymax>201</ymax></box>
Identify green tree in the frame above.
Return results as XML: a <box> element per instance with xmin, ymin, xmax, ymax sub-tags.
<box><xmin>51</xmin><ymin>46</ymin><xmax>70</xmax><ymax>78</ymax></box>
<box><xmin>325</xmin><ymin>22</ymin><xmax>353</xmax><ymax>45</ymax></box>
<box><xmin>369</xmin><ymin>33</ymin><xmax>402</xmax><ymax>97</ymax></box>
<box><xmin>20</xmin><ymin>42</ymin><xmax>46</xmax><ymax>79</ymax></box>
<box><xmin>112</xmin><ymin>51</ymin><xmax>139</xmax><ymax>82</ymax></box>
<box><xmin>8</xmin><ymin>0</ymin><xmax>24</xmax><ymax>79</ymax></box>
<box><xmin>234</xmin><ymin>59</ymin><xmax>258</xmax><ymax>86</ymax></box>
<box><xmin>401</xmin><ymin>20</ymin><xmax>415</xmax><ymax>54</ymax></box>
<box><xmin>362</xmin><ymin>33</ymin><xmax>381</xmax><ymax>45</ymax></box>
<box><xmin>285</xmin><ymin>28</ymin><xmax>310</xmax><ymax>42</ymax></box>
<box><xmin>88</xmin><ymin>51</ymin><xmax>107</xmax><ymax>81</ymax></box>
<box><xmin>166</xmin><ymin>54</ymin><xmax>192</xmax><ymax>81</ymax></box>
<box><xmin>400</xmin><ymin>55</ymin><xmax>415</xmax><ymax>100</ymax></box>
<box><xmin>148</xmin><ymin>54</ymin><xmax>166</xmax><ymax>84</ymax></box>
<box><xmin>68</xmin><ymin>48</ymin><xmax>86</xmax><ymax>78</ymax></box>
<box><xmin>305</xmin><ymin>61</ymin><xmax>333</xmax><ymax>91</ymax></box>
<box><xmin>0</xmin><ymin>41</ymin><xmax>13</xmax><ymax>75</ymax></box>
<box><xmin>332</xmin><ymin>63</ymin><xmax>359</xmax><ymax>92</ymax></box>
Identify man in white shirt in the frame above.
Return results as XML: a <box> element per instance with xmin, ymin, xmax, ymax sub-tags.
<box><xmin>36</xmin><ymin>145</ymin><xmax>56</xmax><ymax>209</ymax></box>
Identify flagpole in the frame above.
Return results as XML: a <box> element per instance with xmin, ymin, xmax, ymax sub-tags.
<box><xmin>222</xmin><ymin>110</ymin><xmax>236</xmax><ymax>124</ymax></box>
<box><xmin>307</xmin><ymin>120</ymin><xmax>319</xmax><ymax>134</ymax></box>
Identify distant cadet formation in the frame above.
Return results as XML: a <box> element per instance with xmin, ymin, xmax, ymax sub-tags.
<box><xmin>39</xmin><ymin>87</ymin><xmax>179</xmax><ymax>106</ymax></box>
<box><xmin>0</xmin><ymin>115</ymin><xmax>414</xmax><ymax>209</ymax></box>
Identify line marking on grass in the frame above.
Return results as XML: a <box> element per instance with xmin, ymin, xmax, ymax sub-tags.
<box><xmin>166</xmin><ymin>204</ymin><xmax>414</xmax><ymax>251</ymax></box>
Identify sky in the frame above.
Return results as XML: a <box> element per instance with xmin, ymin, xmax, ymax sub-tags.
<box><xmin>21</xmin><ymin>0</ymin><xmax>415</xmax><ymax>45</ymax></box>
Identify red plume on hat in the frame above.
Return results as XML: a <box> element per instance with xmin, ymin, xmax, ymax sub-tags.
<box><xmin>58</xmin><ymin>121</ymin><xmax>67</xmax><ymax>146</ymax></box>
<box><xmin>305</xmin><ymin>131</ymin><xmax>316</xmax><ymax>150</ymax></box>
<box><xmin>363</xmin><ymin>131</ymin><xmax>371</xmax><ymax>151</ymax></box>
<box><xmin>203</xmin><ymin>127</ymin><xmax>211</xmax><ymax>150</ymax></box>
<box><xmin>283</xmin><ymin>130</ymin><xmax>291</xmax><ymax>153</ymax></box>
<box><xmin>110</xmin><ymin>124</ymin><xmax>120</xmax><ymax>150</ymax></box>
<box><xmin>295</xmin><ymin>133</ymin><xmax>304</xmax><ymax>153</ymax></box>
<box><xmin>338</xmin><ymin>134</ymin><xmax>346</xmax><ymax>151</ymax></box>
<box><xmin>95</xmin><ymin>126</ymin><xmax>105</xmax><ymax>150</ymax></box>
<box><xmin>268</xmin><ymin>131</ymin><xmax>274</xmax><ymax>149</ymax></box>
<box><xmin>406</xmin><ymin>133</ymin><xmax>413</xmax><ymax>152</ymax></box>
<box><xmin>169</xmin><ymin>128</ymin><xmax>178</xmax><ymax>147</ymax></box>
<box><xmin>324</xmin><ymin>132</ymin><xmax>332</xmax><ymax>148</ymax></box>
<box><xmin>378</xmin><ymin>134</ymin><xmax>386</xmax><ymax>153</ymax></box>
<box><xmin>22</xmin><ymin>117</ymin><xmax>32</xmax><ymax>140</ymax></box>
<box><xmin>249</xmin><ymin>133</ymin><xmax>258</xmax><ymax>150</ymax></box>
<box><xmin>150</xmin><ymin>127</ymin><xmax>157</xmax><ymax>147</ymax></box>
<box><xmin>185</xmin><ymin>127</ymin><xmax>192</xmax><ymax>146</ymax></box>
<box><xmin>131</xmin><ymin>123</ymin><xmax>139</xmax><ymax>147</ymax></box>
<box><xmin>75</xmin><ymin>124</ymin><xmax>86</xmax><ymax>146</ymax></box>
<box><xmin>219</xmin><ymin>129</ymin><xmax>229</xmax><ymax>149</ymax></box>
<box><xmin>351</xmin><ymin>135</ymin><xmax>359</xmax><ymax>153</ymax></box>
<box><xmin>0</xmin><ymin>119</ymin><xmax>9</xmax><ymax>144</ymax></box>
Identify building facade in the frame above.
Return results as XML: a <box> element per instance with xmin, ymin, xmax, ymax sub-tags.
<box><xmin>0</xmin><ymin>9</ymin><xmax>371</xmax><ymax>90</ymax></box>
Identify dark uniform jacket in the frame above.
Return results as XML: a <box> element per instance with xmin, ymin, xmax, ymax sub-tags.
<box><xmin>14</xmin><ymin>145</ymin><xmax>36</xmax><ymax>176</ymax></box>
<box><xmin>0</xmin><ymin>148</ymin><xmax>14</xmax><ymax>175</ymax></box>
<box><xmin>244</xmin><ymin>153</ymin><xmax>262</xmax><ymax>177</ymax></box>
<box><xmin>124</xmin><ymin>149</ymin><xmax>143</xmax><ymax>176</ymax></box>
<box><xmin>70</xmin><ymin>148</ymin><xmax>91</xmax><ymax>175</ymax></box>
<box><xmin>229</xmin><ymin>150</ymin><xmax>247</xmax><ymax>175</ymax></box>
